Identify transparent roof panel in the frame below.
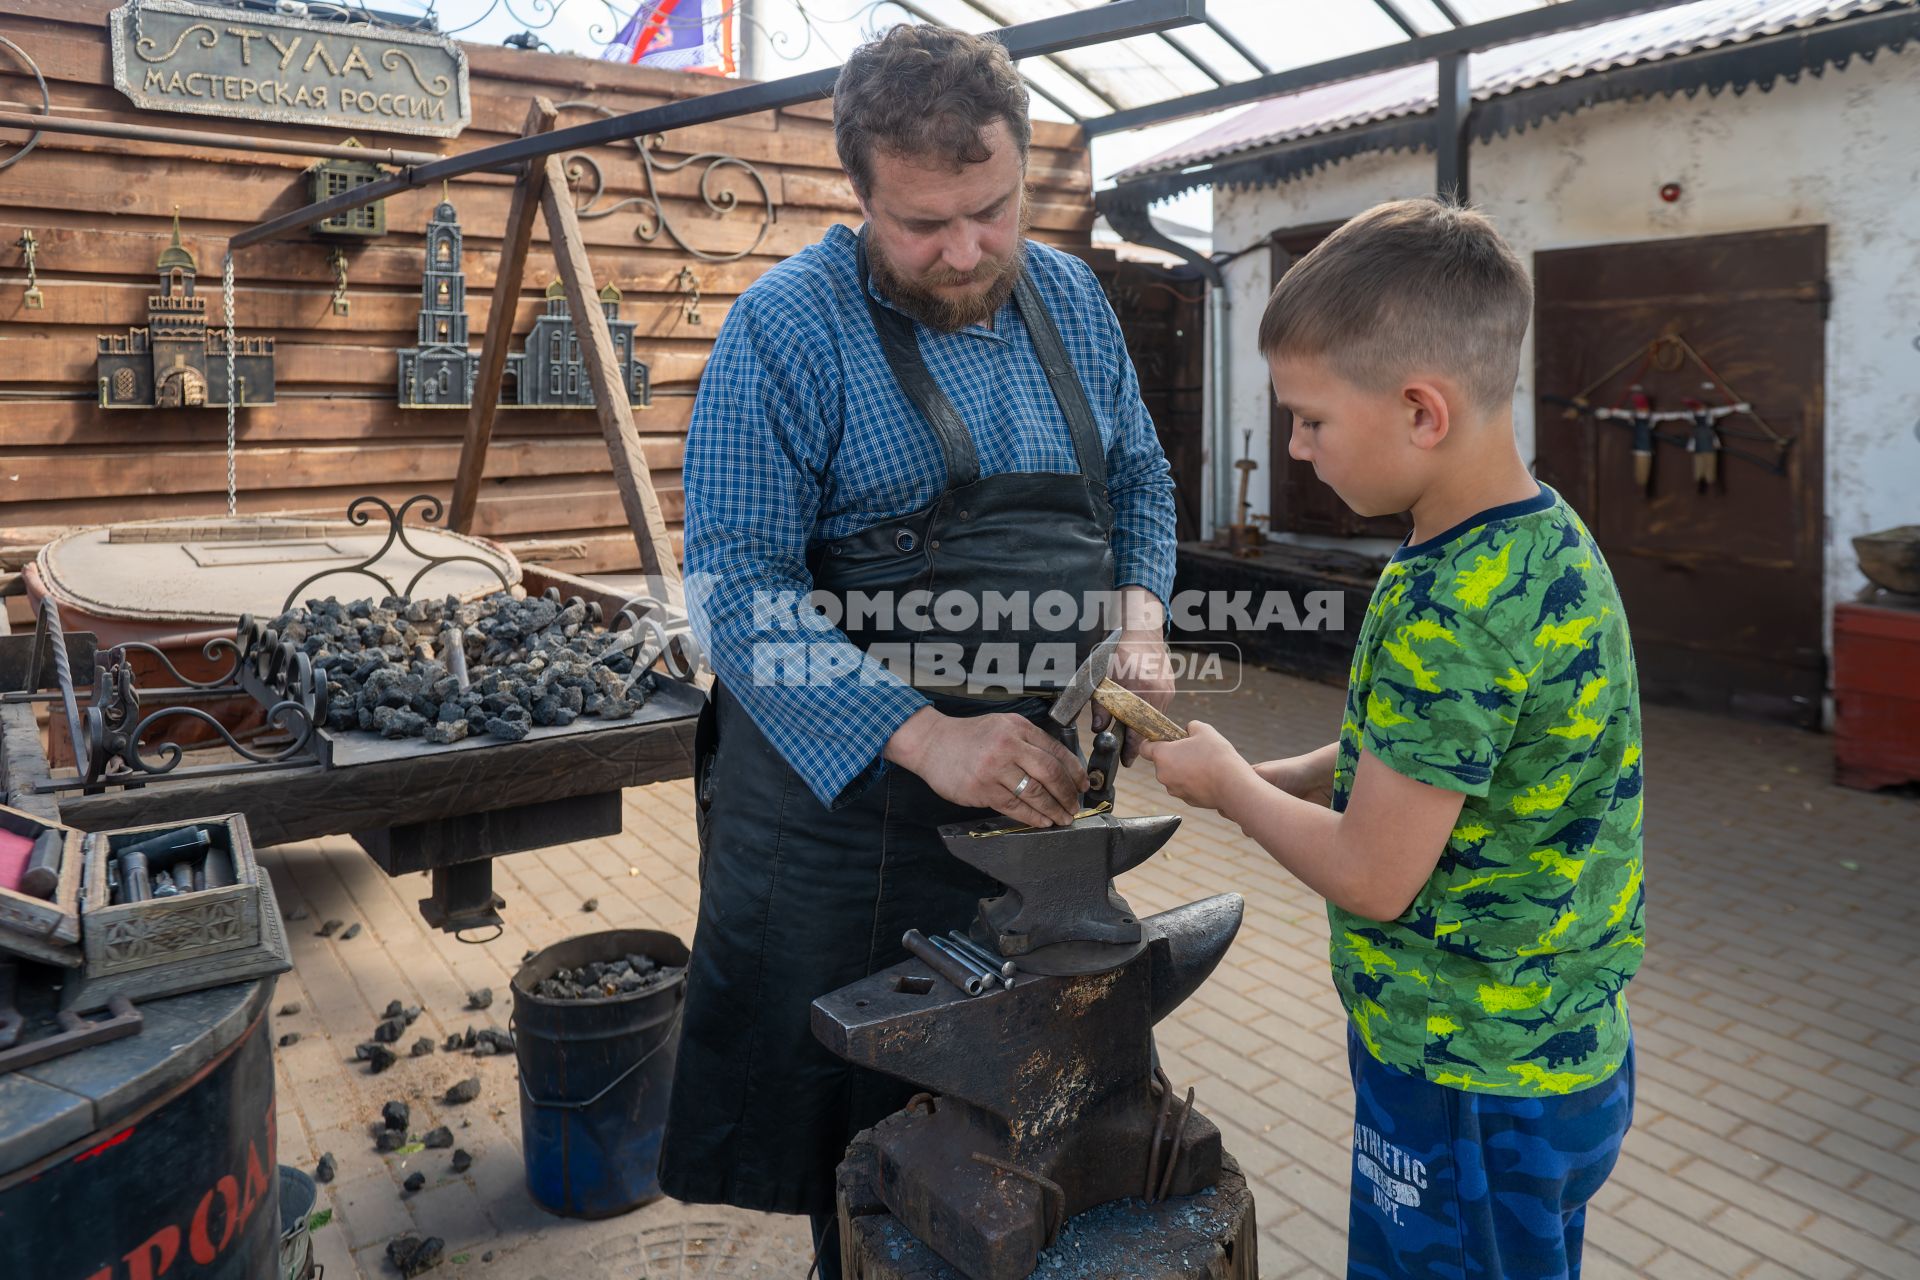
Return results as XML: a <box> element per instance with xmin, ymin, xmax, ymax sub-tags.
<box><xmin>878</xmin><ymin>0</ymin><xmax>1560</xmax><ymax>121</ymax></box>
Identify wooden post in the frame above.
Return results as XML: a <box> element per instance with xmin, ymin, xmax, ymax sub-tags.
<box><xmin>540</xmin><ymin>153</ymin><xmax>684</xmax><ymax>605</ymax></box>
<box><xmin>448</xmin><ymin>97</ymin><xmax>560</xmax><ymax>536</ymax></box>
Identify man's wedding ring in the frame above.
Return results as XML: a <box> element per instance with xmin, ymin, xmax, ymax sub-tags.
<box><xmin>1013</xmin><ymin>775</ymin><xmax>1031</xmax><ymax>798</ymax></box>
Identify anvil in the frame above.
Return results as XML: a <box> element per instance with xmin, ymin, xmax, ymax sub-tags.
<box><xmin>813</xmin><ymin>890</ymin><xmax>1244</xmax><ymax>1280</ymax></box>
<box><xmin>943</xmin><ymin>808</ymin><xmax>1180</xmax><ymax>974</ymax></box>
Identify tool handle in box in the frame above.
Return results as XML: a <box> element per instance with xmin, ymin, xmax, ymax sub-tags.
<box><xmin>1092</xmin><ymin>680</ymin><xmax>1188</xmax><ymax>742</ymax></box>
<box><xmin>21</xmin><ymin>830</ymin><xmax>63</xmax><ymax>900</ymax></box>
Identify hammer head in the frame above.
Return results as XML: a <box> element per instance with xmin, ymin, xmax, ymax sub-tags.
<box><xmin>1048</xmin><ymin>627</ymin><xmax>1122</xmax><ymax>727</ymax></box>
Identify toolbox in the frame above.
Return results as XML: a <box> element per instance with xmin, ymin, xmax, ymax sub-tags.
<box><xmin>61</xmin><ymin>812</ymin><xmax>291</xmax><ymax>1012</ymax></box>
<box><xmin>0</xmin><ymin>804</ymin><xmax>85</xmax><ymax>968</ymax></box>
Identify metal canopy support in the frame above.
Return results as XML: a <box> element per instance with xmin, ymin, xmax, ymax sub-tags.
<box><xmin>229</xmin><ymin>0</ymin><xmax>1206</xmax><ymax>250</ymax></box>
<box><xmin>1435</xmin><ymin>51</ymin><xmax>1471</xmax><ymax>203</ymax></box>
<box><xmin>930</xmin><ymin>0</ymin><xmax>1122</xmax><ymax>111</ymax></box>
<box><xmin>1158</xmin><ymin>31</ymin><xmax>1231</xmax><ymax>86</ymax></box>
<box><xmin>1373</xmin><ymin>0</ymin><xmax>1422</xmax><ymax>41</ymax></box>
<box><xmin>1085</xmin><ymin>0</ymin><xmax>1694</xmax><ymax>135</ymax></box>
<box><xmin>1205</xmin><ymin>15</ymin><xmax>1272</xmax><ymax>74</ymax></box>
<box><xmin>1429</xmin><ymin>0</ymin><xmax>1465</xmax><ymax>28</ymax></box>
<box><xmin>868</xmin><ymin>0</ymin><xmax>1099</xmax><ymax>119</ymax></box>
<box><xmin>1100</xmin><ymin>3</ymin><xmax>1920</xmax><ymax>208</ymax></box>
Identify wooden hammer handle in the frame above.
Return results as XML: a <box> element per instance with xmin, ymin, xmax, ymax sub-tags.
<box><xmin>1091</xmin><ymin>679</ymin><xmax>1187</xmax><ymax>742</ymax></box>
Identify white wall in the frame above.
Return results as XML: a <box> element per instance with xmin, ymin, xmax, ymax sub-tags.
<box><xmin>1208</xmin><ymin>46</ymin><xmax>1920</xmax><ymax>639</ymax></box>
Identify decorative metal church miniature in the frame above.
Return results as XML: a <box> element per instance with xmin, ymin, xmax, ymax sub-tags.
<box><xmin>397</xmin><ymin>199</ymin><xmax>476</xmax><ymax>407</ymax></box>
<box><xmin>396</xmin><ymin>200</ymin><xmax>649</xmax><ymax>410</ymax></box>
<box><xmin>97</xmin><ymin>211</ymin><xmax>276</xmax><ymax>409</ymax></box>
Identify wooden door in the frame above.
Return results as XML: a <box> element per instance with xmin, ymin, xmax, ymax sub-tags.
<box><xmin>1091</xmin><ymin>255</ymin><xmax>1207</xmax><ymax>541</ymax></box>
<box><xmin>1533</xmin><ymin>227</ymin><xmax>1827</xmax><ymax>726</ymax></box>
<box><xmin>1267</xmin><ymin>228</ymin><xmax>1410</xmax><ymax>540</ymax></box>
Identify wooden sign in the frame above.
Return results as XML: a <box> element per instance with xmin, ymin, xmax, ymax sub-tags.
<box><xmin>109</xmin><ymin>0</ymin><xmax>470</xmax><ymax>138</ymax></box>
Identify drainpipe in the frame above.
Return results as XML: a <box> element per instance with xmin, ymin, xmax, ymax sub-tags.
<box><xmin>1096</xmin><ymin>191</ymin><xmax>1229</xmax><ymax>541</ymax></box>
<box><xmin>1208</xmin><ymin>283</ymin><xmax>1231</xmax><ymax>540</ymax></box>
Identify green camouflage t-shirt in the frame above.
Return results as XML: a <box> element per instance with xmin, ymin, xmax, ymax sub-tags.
<box><xmin>1329</xmin><ymin>484</ymin><xmax>1645</xmax><ymax>1096</ymax></box>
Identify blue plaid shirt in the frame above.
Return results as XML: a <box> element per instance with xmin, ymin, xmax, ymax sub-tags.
<box><xmin>683</xmin><ymin>224</ymin><xmax>1177</xmax><ymax>808</ymax></box>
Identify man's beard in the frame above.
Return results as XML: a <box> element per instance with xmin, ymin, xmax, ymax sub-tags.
<box><xmin>869</xmin><ymin>196</ymin><xmax>1031</xmax><ymax>334</ymax></box>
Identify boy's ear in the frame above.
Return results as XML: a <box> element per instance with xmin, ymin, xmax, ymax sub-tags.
<box><xmin>1404</xmin><ymin>381</ymin><xmax>1451</xmax><ymax>451</ymax></box>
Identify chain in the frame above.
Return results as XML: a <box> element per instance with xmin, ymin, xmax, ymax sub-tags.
<box><xmin>223</xmin><ymin>249</ymin><xmax>237</xmax><ymax>517</ymax></box>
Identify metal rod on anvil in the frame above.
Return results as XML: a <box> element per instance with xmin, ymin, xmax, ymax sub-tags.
<box><xmin>0</xmin><ymin>109</ymin><xmax>440</xmax><ymax>167</ymax></box>
<box><xmin>931</xmin><ymin>935</ymin><xmax>1005</xmax><ymax>990</ymax></box>
<box><xmin>902</xmin><ymin>929</ymin><xmax>986</xmax><ymax>997</ymax></box>
<box><xmin>226</xmin><ymin>0</ymin><xmax>1209</xmax><ymax>251</ymax></box>
<box><xmin>945</xmin><ymin>931</ymin><xmax>1017</xmax><ymax>984</ymax></box>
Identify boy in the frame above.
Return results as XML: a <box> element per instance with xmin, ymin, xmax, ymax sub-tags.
<box><xmin>1144</xmin><ymin>199</ymin><xmax>1644</xmax><ymax>1280</ymax></box>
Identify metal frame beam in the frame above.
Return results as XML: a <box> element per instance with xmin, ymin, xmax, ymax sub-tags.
<box><xmin>1159</xmin><ymin>31</ymin><xmax>1231</xmax><ymax>86</ymax></box>
<box><xmin>1373</xmin><ymin>0</ymin><xmax>1422</xmax><ymax>41</ymax></box>
<box><xmin>231</xmin><ymin>0</ymin><xmax>1206</xmax><ymax>250</ymax></box>
<box><xmin>1205</xmin><ymin>15</ymin><xmax>1271</xmax><ymax>74</ymax></box>
<box><xmin>1085</xmin><ymin>0</ymin><xmax>1696</xmax><ymax>135</ymax></box>
<box><xmin>933</xmin><ymin>0</ymin><xmax>1120</xmax><ymax>112</ymax></box>
<box><xmin>1435</xmin><ymin>51</ymin><xmax>1471</xmax><ymax>202</ymax></box>
<box><xmin>1098</xmin><ymin>2</ymin><xmax>1920</xmax><ymax>208</ymax></box>
<box><xmin>873</xmin><ymin>0</ymin><xmax>1093</xmax><ymax>119</ymax></box>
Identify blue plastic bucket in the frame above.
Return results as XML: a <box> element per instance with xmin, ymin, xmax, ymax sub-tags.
<box><xmin>511</xmin><ymin>928</ymin><xmax>689</xmax><ymax>1218</ymax></box>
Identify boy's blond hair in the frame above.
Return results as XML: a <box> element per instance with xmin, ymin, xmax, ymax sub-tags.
<box><xmin>1259</xmin><ymin>198</ymin><xmax>1532</xmax><ymax>412</ymax></box>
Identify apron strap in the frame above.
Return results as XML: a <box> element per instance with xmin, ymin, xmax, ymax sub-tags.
<box><xmin>856</xmin><ymin>231</ymin><xmax>981</xmax><ymax>488</ymax></box>
<box><xmin>1011</xmin><ymin>270</ymin><xmax>1108</xmax><ymax>491</ymax></box>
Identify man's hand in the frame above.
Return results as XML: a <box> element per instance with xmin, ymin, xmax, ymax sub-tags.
<box><xmin>885</xmin><ymin>706</ymin><xmax>1088</xmax><ymax>827</ymax></box>
<box><xmin>1139</xmin><ymin>720</ymin><xmax>1257</xmax><ymax>812</ymax></box>
<box><xmin>1091</xmin><ymin>588</ymin><xmax>1174</xmax><ymax>766</ymax></box>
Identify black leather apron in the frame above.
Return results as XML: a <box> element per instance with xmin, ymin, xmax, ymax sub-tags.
<box><xmin>658</xmin><ymin>236</ymin><xmax>1115</xmax><ymax>1219</ymax></box>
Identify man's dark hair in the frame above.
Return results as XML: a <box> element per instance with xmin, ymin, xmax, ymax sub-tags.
<box><xmin>833</xmin><ymin>23</ymin><xmax>1031</xmax><ymax>198</ymax></box>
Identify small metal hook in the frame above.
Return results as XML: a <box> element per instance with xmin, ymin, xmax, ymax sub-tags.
<box><xmin>17</xmin><ymin>228</ymin><xmax>41</xmax><ymax>309</ymax></box>
<box><xmin>673</xmin><ymin>265</ymin><xmax>701</xmax><ymax>325</ymax></box>
<box><xmin>328</xmin><ymin>246</ymin><xmax>350</xmax><ymax>316</ymax></box>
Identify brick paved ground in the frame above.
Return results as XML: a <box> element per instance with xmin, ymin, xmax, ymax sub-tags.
<box><xmin>262</xmin><ymin>665</ymin><xmax>1920</xmax><ymax>1280</ymax></box>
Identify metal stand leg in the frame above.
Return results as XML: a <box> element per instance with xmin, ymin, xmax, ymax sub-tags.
<box><xmin>420</xmin><ymin>862</ymin><xmax>505</xmax><ymax>933</ymax></box>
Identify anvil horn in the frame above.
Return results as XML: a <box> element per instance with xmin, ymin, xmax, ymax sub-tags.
<box><xmin>943</xmin><ymin>812</ymin><xmax>1180</xmax><ymax>886</ymax></box>
<box><xmin>1145</xmin><ymin>893</ymin><xmax>1244</xmax><ymax>1025</ymax></box>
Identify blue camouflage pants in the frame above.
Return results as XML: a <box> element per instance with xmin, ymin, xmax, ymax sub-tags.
<box><xmin>1345</xmin><ymin>1028</ymin><xmax>1634</xmax><ymax>1280</ymax></box>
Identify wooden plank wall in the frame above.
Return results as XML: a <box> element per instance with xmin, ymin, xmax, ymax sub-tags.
<box><xmin>0</xmin><ymin>0</ymin><xmax>1094</xmax><ymax>583</ymax></box>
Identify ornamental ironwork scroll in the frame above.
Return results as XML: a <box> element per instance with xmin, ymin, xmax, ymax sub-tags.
<box><xmin>280</xmin><ymin>494</ymin><xmax>511</xmax><ymax>614</ymax></box>
<box><xmin>1</xmin><ymin>598</ymin><xmax>322</xmax><ymax>792</ymax></box>
<box><xmin>555</xmin><ymin>100</ymin><xmax>773</xmax><ymax>263</ymax></box>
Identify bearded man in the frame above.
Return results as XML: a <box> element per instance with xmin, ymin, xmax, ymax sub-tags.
<box><xmin>658</xmin><ymin>23</ymin><xmax>1179</xmax><ymax>1276</ymax></box>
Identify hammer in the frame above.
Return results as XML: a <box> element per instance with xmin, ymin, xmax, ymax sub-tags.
<box><xmin>1048</xmin><ymin>628</ymin><xmax>1187</xmax><ymax>743</ymax></box>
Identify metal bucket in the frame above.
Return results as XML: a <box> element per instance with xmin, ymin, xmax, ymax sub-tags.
<box><xmin>511</xmin><ymin>928</ymin><xmax>689</xmax><ymax>1218</ymax></box>
<box><xmin>278</xmin><ymin>1164</ymin><xmax>319</xmax><ymax>1280</ymax></box>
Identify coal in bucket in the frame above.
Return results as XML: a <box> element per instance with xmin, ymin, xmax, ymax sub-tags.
<box><xmin>512</xmin><ymin>928</ymin><xmax>689</xmax><ymax>1217</ymax></box>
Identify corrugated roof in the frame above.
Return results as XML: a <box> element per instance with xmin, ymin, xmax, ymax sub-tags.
<box><xmin>1119</xmin><ymin>0</ymin><xmax>1906</xmax><ymax>178</ymax></box>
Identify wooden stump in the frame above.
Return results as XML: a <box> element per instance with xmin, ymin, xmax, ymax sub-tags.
<box><xmin>838</xmin><ymin>1139</ymin><xmax>1258</xmax><ymax>1280</ymax></box>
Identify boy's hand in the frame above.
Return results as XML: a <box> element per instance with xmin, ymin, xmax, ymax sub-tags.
<box><xmin>1139</xmin><ymin>720</ymin><xmax>1255</xmax><ymax>812</ymax></box>
<box><xmin>1254</xmin><ymin>747</ymin><xmax>1337</xmax><ymax>807</ymax></box>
